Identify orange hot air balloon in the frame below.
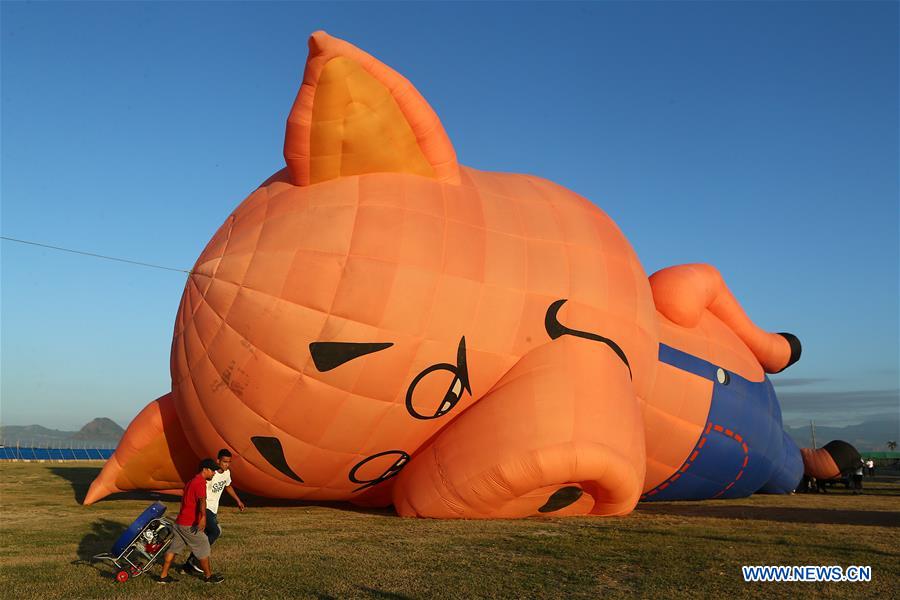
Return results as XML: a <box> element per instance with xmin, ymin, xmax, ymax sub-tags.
<box><xmin>85</xmin><ymin>32</ymin><xmax>803</xmax><ymax>517</ymax></box>
<box><xmin>800</xmin><ymin>440</ymin><xmax>862</xmax><ymax>481</ymax></box>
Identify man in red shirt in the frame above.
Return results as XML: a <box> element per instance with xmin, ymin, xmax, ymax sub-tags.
<box><xmin>157</xmin><ymin>459</ymin><xmax>224</xmax><ymax>584</ymax></box>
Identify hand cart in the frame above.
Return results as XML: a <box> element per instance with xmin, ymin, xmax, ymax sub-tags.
<box><xmin>92</xmin><ymin>501</ymin><xmax>175</xmax><ymax>582</ymax></box>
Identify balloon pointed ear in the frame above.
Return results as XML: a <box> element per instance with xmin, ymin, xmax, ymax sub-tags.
<box><xmin>284</xmin><ymin>31</ymin><xmax>460</xmax><ymax>186</ymax></box>
<box><xmin>83</xmin><ymin>393</ymin><xmax>198</xmax><ymax>505</ymax></box>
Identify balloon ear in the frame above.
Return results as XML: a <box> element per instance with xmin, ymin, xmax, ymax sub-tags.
<box><xmin>284</xmin><ymin>31</ymin><xmax>460</xmax><ymax>186</ymax></box>
<box><xmin>83</xmin><ymin>393</ymin><xmax>198</xmax><ymax>504</ymax></box>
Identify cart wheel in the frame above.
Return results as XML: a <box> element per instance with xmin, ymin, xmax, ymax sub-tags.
<box><xmin>116</xmin><ymin>570</ymin><xmax>129</xmax><ymax>583</ymax></box>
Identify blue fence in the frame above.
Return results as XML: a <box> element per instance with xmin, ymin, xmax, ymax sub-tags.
<box><xmin>0</xmin><ymin>447</ymin><xmax>114</xmax><ymax>461</ymax></box>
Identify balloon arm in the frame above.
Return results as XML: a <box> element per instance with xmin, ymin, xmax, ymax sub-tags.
<box><xmin>649</xmin><ymin>264</ymin><xmax>800</xmax><ymax>373</ymax></box>
<box><xmin>392</xmin><ymin>335</ymin><xmax>645</xmax><ymax>518</ymax></box>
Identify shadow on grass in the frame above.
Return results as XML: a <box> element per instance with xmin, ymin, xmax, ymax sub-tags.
<box><xmin>48</xmin><ymin>466</ymin><xmax>101</xmax><ymax>504</ymax></box>
<box><xmin>48</xmin><ymin>465</ymin><xmax>182</xmax><ymax>505</ymax></box>
<box><xmin>355</xmin><ymin>586</ymin><xmax>414</xmax><ymax>599</ymax></box>
<box><xmin>852</xmin><ymin>485</ymin><xmax>900</xmax><ymax>497</ymax></box>
<box><xmin>811</xmin><ymin>484</ymin><xmax>900</xmax><ymax>497</ymax></box>
<box><xmin>72</xmin><ymin>518</ymin><xmax>128</xmax><ymax>580</ymax></box>
<box><xmin>637</xmin><ymin>503</ymin><xmax>899</xmax><ymax>527</ymax></box>
<box><xmin>308</xmin><ymin>590</ymin><xmax>409</xmax><ymax>600</ymax></box>
<box><xmin>47</xmin><ymin>464</ymin><xmax>398</xmax><ymax>519</ymax></box>
<box><xmin>614</xmin><ymin>525</ymin><xmax>899</xmax><ymax>559</ymax></box>
<box><xmin>234</xmin><ymin>494</ymin><xmax>397</xmax><ymax>516</ymax></box>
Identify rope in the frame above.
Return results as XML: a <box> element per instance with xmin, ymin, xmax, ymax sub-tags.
<box><xmin>1</xmin><ymin>236</ymin><xmax>192</xmax><ymax>274</ymax></box>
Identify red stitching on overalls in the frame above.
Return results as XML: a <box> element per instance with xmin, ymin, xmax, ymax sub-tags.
<box><xmin>641</xmin><ymin>421</ymin><xmax>749</xmax><ymax>500</ymax></box>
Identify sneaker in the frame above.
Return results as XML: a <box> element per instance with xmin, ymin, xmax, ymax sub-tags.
<box><xmin>156</xmin><ymin>575</ymin><xmax>177</xmax><ymax>584</ymax></box>
<box><xmin>204</xmin><ymin>573</ymin><xmax>225</xmax><ymax>584</ymax></box>
<box><xmin>188</xmin><ymin>557</ymin><xmax>204</xmax><ymax>574</ymax></box>
<box><xmin>177</xmin><ymin>564</ymin><xmax>195</xmax><ymax>576</ymax></box>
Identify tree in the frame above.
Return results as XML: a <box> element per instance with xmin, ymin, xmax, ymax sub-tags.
<box><xmin>888</xmin><ymin>441</ymin><xmax>897</xmax><ymax>451</ymax></box>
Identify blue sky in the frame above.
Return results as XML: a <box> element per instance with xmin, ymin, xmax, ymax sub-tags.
<box><xmin>2</xmin><ymin>2</ymin><xmax>897</xmax><ymax>436</ymax></box>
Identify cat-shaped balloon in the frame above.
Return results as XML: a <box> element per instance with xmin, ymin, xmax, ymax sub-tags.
<box><xmin>85</xmin><ymin>32</ymin><xmax>803</xmax><ymax>517</ymax></box>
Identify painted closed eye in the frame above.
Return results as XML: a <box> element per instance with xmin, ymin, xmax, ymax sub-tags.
<box><xmin>348</xmin><ymin>450</ymin><xmax>411</xmax><ymax>492</ymax></box>
<box><xmin>309</xmin><ymin>341</ymin><xmax>393</xmax><ymax>372</ymax></box>
<box><xmin>405</xmin><ymin>337</ymin><xmax>471</xmax><ymax>420</ymax></box>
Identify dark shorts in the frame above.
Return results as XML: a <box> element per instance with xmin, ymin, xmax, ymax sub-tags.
<box><xmin>168</xmin><ymin>523</ymin><xmax>210</xmax><ymax>560</ymax></box>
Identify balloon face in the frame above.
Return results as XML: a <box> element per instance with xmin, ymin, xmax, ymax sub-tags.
<box><xmin>170</xmin><ymin>166</ymin><xmax>658</xmax><ymax>502</ymax></box>
<box><xmin>85</xmin><ymin>32</ymin><xmax>803</xmax><ymax>518</ymax></box>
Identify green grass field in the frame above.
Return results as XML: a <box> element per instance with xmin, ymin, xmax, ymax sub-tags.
<box><xmin>0</xmin><ymin>462</ymin><xmax>897</xmax><ymax>599</ymax></box>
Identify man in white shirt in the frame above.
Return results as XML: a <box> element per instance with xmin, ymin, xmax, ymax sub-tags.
<box><xmin>181</xmin><ymin>448</ymin><xmax>245</xmax><ymax>574</ymax></box>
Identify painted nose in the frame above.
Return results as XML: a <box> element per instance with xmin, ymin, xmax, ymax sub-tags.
<box><xmin>776</xmin><ymin>332</ymin><xmax>802</xmax><ymax>372</ymax></box>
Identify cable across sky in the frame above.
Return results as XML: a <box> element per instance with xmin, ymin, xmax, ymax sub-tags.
<box><xmin>1</xmin><ymin>236</ymin><xmax>192</xmax><ymax>274</ymax></box>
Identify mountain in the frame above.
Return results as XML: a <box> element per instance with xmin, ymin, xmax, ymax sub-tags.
<box><xmin>71</xmin><ymin>418</ymin><xmax>124</xmax><ymax>441</ymax></box>
<box><xmin>785</xmin><ymin>414</ymin><xmax>900</xmax><ymax>452</ymax></box>
<box><xmin>0</xmin><ymin>424</ymin><xmax>74</xmax><ymax>446</ymax></box>
<box><xmin>0</xmin><ymin>418</ymin><xmax>123</xmax><ymax>447</ymax></box>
